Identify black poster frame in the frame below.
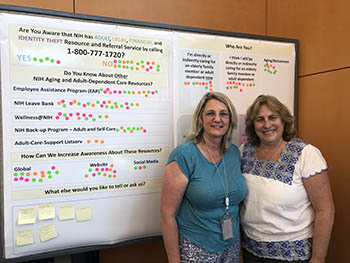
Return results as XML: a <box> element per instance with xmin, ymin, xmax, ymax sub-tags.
<box><xmin>0</xmin><ymin>4</ymin><xmax>298</xmax><ymax>262</ymax></box>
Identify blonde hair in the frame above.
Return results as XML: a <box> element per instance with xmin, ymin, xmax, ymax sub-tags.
<box><xmin>245</xmin><ymin>95</ymin><xmax>297</xmax><ymax>146</ymax></box>
<box><xmin>185</xmin><ymin>92</ymin><xmax>238</xmax><ymax>152</ymax></box>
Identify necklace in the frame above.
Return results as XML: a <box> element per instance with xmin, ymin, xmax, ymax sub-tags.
<box><xmin>205</xmin><ymin>144</ymin><xmax>230</xmax><ymax>213</ymax></box>
<box><xmin>205</xmin><ymin>143</ymin><xmax>234</xmax><ymax>241</ymax></box>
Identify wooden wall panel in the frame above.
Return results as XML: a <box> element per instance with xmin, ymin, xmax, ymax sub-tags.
<box><xmin>0</xmin><ymin>0</ymin><xmax>73</xmax><ymax>12</ymax></box>
<box><xmin>267</xmin><ymin>0</ymin><xmax>350</xmax><ymax>76</ymax></box>
<box><xmin>298</xmin><ymin>68</ymin><xmax>350</xmax><ymax>263</ymax></box>
<box><xmin>75</xmin><ymin>0</ymin><xmax>266</xmax><ymax>35</ymax></box>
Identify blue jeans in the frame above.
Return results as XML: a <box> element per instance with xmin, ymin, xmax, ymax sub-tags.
<box><xmin>242</xmin><ymin>248</ymin><xmax>309</xmax><ymax>263</ymax></box>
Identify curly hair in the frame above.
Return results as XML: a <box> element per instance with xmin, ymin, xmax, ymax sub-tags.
<box><xmin>245</xmin><ymin>95</ymin><xmax>297</xmax><ymax>146</ymax></box>
<box><xmin>185</xmin><ymin>92</ymin><xmax>238</xmax><ymax>152</ymax></box>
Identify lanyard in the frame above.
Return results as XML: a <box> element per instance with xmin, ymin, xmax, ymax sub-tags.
<box><xmin>206</xmin><ymin>145</ymin><xmax>230</xmax><ymax>213</ymax></box>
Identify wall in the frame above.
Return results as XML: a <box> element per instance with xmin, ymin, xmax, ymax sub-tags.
<box><xmin>267</xmin><ymin>1</ymin><xmax>349</xmax><ymax>262</ymax></box>
<box><xmin>0</xmin><ymin>0</ymin><xmax>348</xmax><ymax>262</ymax></box>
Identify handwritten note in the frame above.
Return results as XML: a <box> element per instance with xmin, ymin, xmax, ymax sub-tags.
<box><xmin>38</xmin><ymin>204</ymin><xmax>56</xmax><ymax>220</ymax></box>
<box><xmin>16</xmin><ymin>229</ymin><xmax>34</xmax><ymax>246</ymax></box>
<box><xmin>38</xmin><ymin>223</ymin><xmax>57</xmax><ymax>242</ymax></box>
<box><xmin>18</xmin><ymin>208</ymin><xmax>35</xmax><ymax>225</ymax></box>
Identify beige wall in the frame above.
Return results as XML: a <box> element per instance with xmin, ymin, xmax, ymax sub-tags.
<box><xmin>1</xmin><ymin>0</ymin><xmax>348</xmax><ymax>262</ymax></box>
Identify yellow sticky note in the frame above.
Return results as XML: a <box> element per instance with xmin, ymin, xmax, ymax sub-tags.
<box><xmin>59</xmin><ymin>204</ymin><xmax>75</xmax><ymax>220</ymax></box>
<box><xmin>38</xmin><ymin>204</ymin><xmax>56</xmax><ymax>221</ymax></box>
<box><xmin>38</xmin><ymin>223</ymin><xmax>57</xmax><ymax>242</ymax></box>
<box><xmin>76</xmin><ymin>206</ymin><xmax>92</xmax><ymax>222</ymax></box>
<box><xmin>16</xmin><ymin>229</ymin><xmax>34</xmax><ymax>246</ymax></box>
<box><xmin>18</xmin><ymin>208</ymin><xmax>36</xmax><ymax>225</ymax></box>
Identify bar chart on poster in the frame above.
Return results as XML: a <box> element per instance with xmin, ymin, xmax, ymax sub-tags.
<box><xmin>0</xmin><ymin>7</ymin><xmax>297</xmax><ymax>261</ymax></box>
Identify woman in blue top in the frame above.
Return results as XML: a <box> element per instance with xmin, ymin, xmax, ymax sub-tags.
<box><xmin>161</xmin><ymin>92</ymin><xmax>246</xmax><ymax>263</ymax></box>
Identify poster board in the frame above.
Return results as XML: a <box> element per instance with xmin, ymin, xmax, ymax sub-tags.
<box><xmin>0</xmin><ymin>5</ymin><xmax>298</xmax><ymax>262</ymax></box>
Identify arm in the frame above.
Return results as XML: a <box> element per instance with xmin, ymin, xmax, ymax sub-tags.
<box><xmin>161</xmin><ymin>161</ymin><xmax>189</xmax><ymax>263</ymax></box>
<box><xmin>303</xmin><ymin>170</ymin><xmax>335</xmax><ymax>263</ymax></box>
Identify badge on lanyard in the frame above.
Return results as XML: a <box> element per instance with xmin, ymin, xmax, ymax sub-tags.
<box><xmin>221</xmin><ymin>213</ymin><xmax>234</xmax><ymax>240</ymax></box>
<box><xmin>221</xmin><ymin>196</ymin><xmax>234</xmax><ymax>240</ymax></box>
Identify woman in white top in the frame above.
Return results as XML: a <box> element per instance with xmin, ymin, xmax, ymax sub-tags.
<box><xmin>240</xmin><ymin>95</ymin><xmax>335</xmax><ymax>263</ymax></box>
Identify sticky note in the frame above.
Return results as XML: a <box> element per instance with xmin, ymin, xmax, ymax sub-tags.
<box><xmin>38</xmin><ymin>223</ymin><xmax>57</xmax><ymax>242</ymax></box>
<box><xmin>18</xmin><ymin>208</ymin><xmax>36</xmax><ymax>225</ymax></box>
<box><xmin>76</xmin><ymin>206</ymin><xmax>92</xmax><ymax>222</ymax></box>
<box><xmin>16</xmin><ymin>229</ymin><xmax>34</xmax><ymax>246</ymax></box>
<box><xmin>59</xmin><ymin>204</ymin><xmax>75</xmax><ymax>220</ymax></box>
<box><xmin>38</xmin><ymin>204</ymin><xmax>56</xmax><ymax>220</ymax></box>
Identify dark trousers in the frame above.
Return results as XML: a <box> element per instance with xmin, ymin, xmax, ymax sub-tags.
<box><xmin>242</xmin><ymin>248</ymin><xmax>309</xmax><ymax>263</ymax></box>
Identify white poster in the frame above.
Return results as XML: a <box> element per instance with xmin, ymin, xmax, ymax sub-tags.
<box><xmin>173</xmin><ymin>32</ymin><xmax>295</xmax><ymax>145</ymax></box>
<box><xmin>0</xmin><ymin>13</ymin><xmax>173</xmax><ymax>259</ymax></box>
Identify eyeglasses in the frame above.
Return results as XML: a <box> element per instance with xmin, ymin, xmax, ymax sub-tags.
<box><xmin>204</xmin><ymin>110</ymin><xmax>230</xmax><ymax>119</ymax></box>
